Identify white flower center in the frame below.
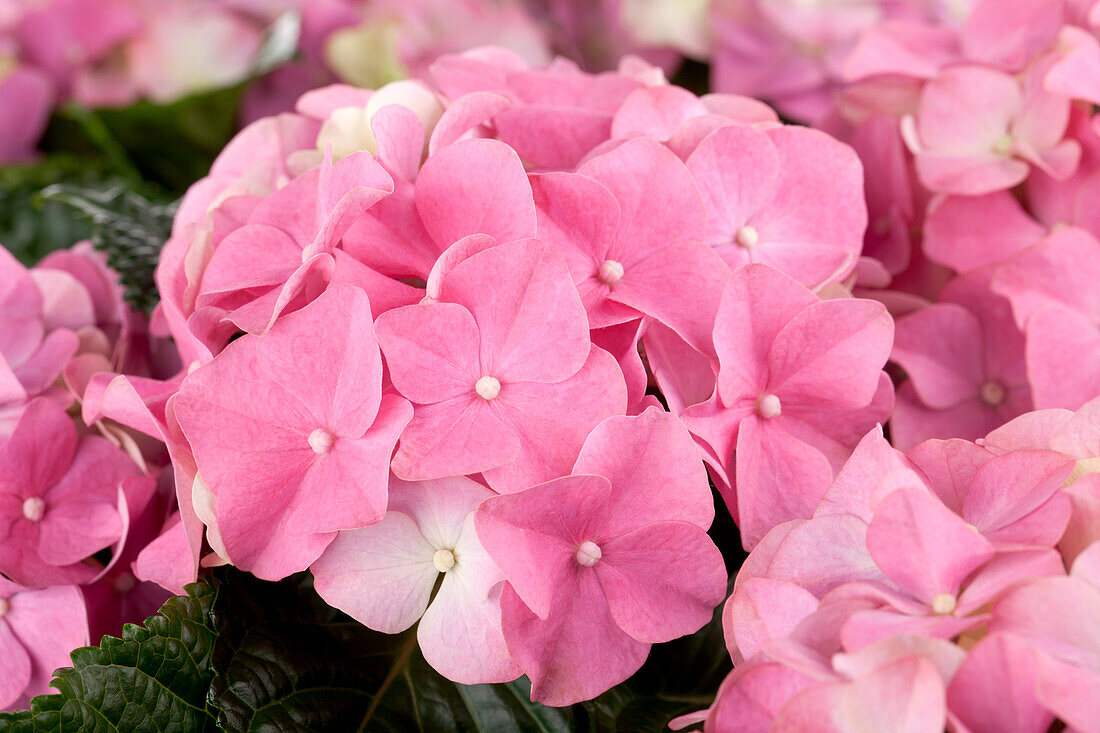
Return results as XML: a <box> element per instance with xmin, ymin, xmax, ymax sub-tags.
<box><xmin>992</xmin><ymin>134</ymin><xmax>1013</xmax><ymax>156</ymax></box>
<box><xmin>308</xmin><ymin>428</ymin><xmax>334</xmax><ymax>454</ymax></box>
<box><xmin>931</xmin><ymin>593</ymin><xmax>957</xmax><ymax>615</ymax></box>
<box><xmin>575</xmin><ymin>540</ymin><xmax>602</xmax><ymax>567</ymax></box>
<box><xmin>433</xmin><ymin>548</ymin><xmax>455</xmax><ymax>573</ymax></box>
<box><xmin>756</xmin><ymin>394</ymin><xmax>782</xmax><ymax>419</ymax></box>
<box><xmin>980</xmin><ymin>381</ymin><xmax>1005</xmax><ymax>406</ymax></box>
<box><xmin>597</xmin><ymin>260</ymin><xmax>625</xmax><ymax>285</ymax></box>
<box><xmin>475</xmin><ymin>376</ymin><xmax>501</xmax><ymax>400</ymax></box>
<box><xmin>736</xmin><ymin>226</ymin><xmax>760</xmax><ymax>249</ymax></box>
<box><xmin>22</xmin><ymin>497</ymin><xmax>45</xmax><ymax>522</ymax></box>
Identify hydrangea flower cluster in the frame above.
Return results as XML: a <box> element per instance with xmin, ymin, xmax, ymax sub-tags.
<box><xmin>0</xmin><ymin>242</ymin><xmax>178</xmax><ymax>708</ymax></box>
<box><xmin>690</xmin><ymin>401</ymin><xmax>1100</xmax><ymax>732</ymax></box>
<box><xmin>3</xmin><ymin>2</ymin><xmax>1100</xmax><ymax>725</ymax></box>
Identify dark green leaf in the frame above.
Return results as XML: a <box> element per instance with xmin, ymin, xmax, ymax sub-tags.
<box><xmin>0</xmin><ymin>155</ymin><xmax>110</xmax><ymax>265</ymax></box>
<box><xmin>40</xmin><ymin>183</ymin><xmax>176</xmax><ymax>313</ymax></box>
<box><xmin>0</xmin><ymin>583</ymin><xmax>220</xmax><ymax>733</ymax></box>
<box><xmin>207</xmin><ymin>568</ymin><xmax>577</xmax><ymax>733</ymax></box>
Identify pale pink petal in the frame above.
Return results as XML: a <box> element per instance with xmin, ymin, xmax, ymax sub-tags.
<box><xmin>774</xmin><ymin>657</ymin><xmax>946</xmax><ymax>733</ymax></box>
<box><xmin>867</xmin><ymin>488</ymin><xmax>995</xmax><ymax>604</ymax></box>
<box><xmin>311</xmin><ymin>511</ymin><xmax>437</xmax><ymax>633</ymax></box>
<box><xmin>725</xmin><ymin>577</ymin><xmax>820</xmax><ymax>662</ymax></box>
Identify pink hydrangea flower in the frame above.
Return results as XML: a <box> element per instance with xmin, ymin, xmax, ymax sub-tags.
<box><xmin>900</xmin><ymin>64</ymin><xmax>1080</xmax><ymax>195</ymax></box>
<box><xmin>476</xmin><ymin>408</ymin><xmax>726</xmax><ymax>705</ymax></box>
<box><xmin>0</xmin><ymin>248</ymin><xmax>80</xmax><ymax>437</ymax></box>
<box><xmin>0</xmin><ymin>397</ymin><xmax>132</xmax><ymax>587</ymax></box>
<box><xmin>684</xmin><ymin>264</ymin><xmax>894</xmax><ymax>547</ymax></box>
<box><xmin>311</xmin><ymin>475</ymin><xmax>519</xmax><ymax>684</ymax></box>
<box><xmin>196</xmin><ymin>150</ymin><xmax>411</xmax><ymax>336</ymax></box>
<box><xmin>890</xmin><ymin>275</ymin><xmax>1032</xmax><ymax>449</ymax></box>
<box><xmin>532</xmin><ymin>136</ymin><xmax>730</xmax><ymax>353</ymax></box>
<box><xmin>0</xmin><ymin>577</ymin><xmax>88</xmax><ymax>711</ymax></box>
<box><xmin>173</xmin><ymin>285</ymin><xmax>412</xmax><ymax>579</ymax></box>
<box><xmin>684</xmin><ymin>122</ymin><xmax>867</xmax><ymax>290</ymax></box>
<box><xmin>375</xmin><ymin>238</ymin><xmax>626</xmax><ymax>492</ymax></box>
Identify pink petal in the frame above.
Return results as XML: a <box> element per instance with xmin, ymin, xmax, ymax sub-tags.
<box><xmin>597</xmin><ymin>520</ymin><xmax>726</xmax><ymax>643</ymax></box>
<box><xmin>892</xmin><ymin>304</ymin><xmax>985</xmax><ymax>410</ymax></box>
<box><xmin>438</xmin><ymin>240</ymin><xmax>590</xmax><ymax>384</ymax></box>
<box><xmin>1026</xmin><ymin>305</ymin><xmax>1100</xmax><ymax>410</ymax></box>
<box><xmin>482</xmin><ymin>346</ymin><xmax>627</xmax><ymax>494</ymax></box>
<box><xmin>713</xmin><ymin>264</ymin><xmax>818</xmax><ymax>406</ymax></box>
<box><xmin>4</xmin><ymin>582</ymin><xmax>88</xmax><ymax>705</ymax></box>
<box><xmin>774</xmin><ymin>657</ymin><xmax>947</xmax><ymax>733</ymax></box>
<box><xmin>574</xmin><ymin>407</ymin><xmax>714</xmax><ymax>532</ymax></box>
<box><xmin>414</xmin><ymin>138</ymin><xmax>536</xmax><ymax>249</ymax></box>
<box><xmin>685</xmin><ymin>123</ymin><xmax>781</xmax><ymax>248</ymax></box>
<box><xmin>500</xmin><ymin>577</ymin><xmax>650</xmax><ymax>707</ymax></box>
<box><xmin>375</xmin><ymin>302</ymin><xmax>482</xmax><ymax>404</ymax></box>
<box><xmin>725</xmin><ymin>577</ymin><xmax>820</xmax><ymax>662</ymax></box>
<box><xmin>768</xmin><ymin>297</ymin><xmax>893</xmax><ymax>411</ymax></box>
<box><xmin>579</xmin><ymin>137</ymin><xmax>707</xmax><ymax>266</ymax></box>
<box><xmin>735</xmin><ymin>414</ymin><xmax>836</xmax><ymax>548</ymax></box>
<box><xmin>867</xmin><ymin>488</ymin><xmax>995</xmax><ymax>603</ymax></box>
<box><xmin>608</xmin><ymin>237</ymin><xmax>731</xmax><ymax>354</ymax></box>
<box><xmin>311</xmin><ymin>511</ymin><xmax>437</xmax><ymax>633</ymax></box>
<box><xmin>922</xmin><ymin>193</ymin><xmax>1045</xmax><ymax>273</ymax></box>
<box><xmin>610</xmin><ymin>85</ymin><xmax>708</xmax><ymax>141</ymax></box>
<box><xmin>476</xmin><ymin>475</ymin><xmax>612</xmax><ymax>620</ymax></box>
<box><xmin>390</xmin><ymin>394</ymin><xmax>517</xmax><ymax>482</ymax></box>
<box><xmin>0</xmin><ymin>622</ymin><xmax>31</xmax><ymax>710</ymax></box>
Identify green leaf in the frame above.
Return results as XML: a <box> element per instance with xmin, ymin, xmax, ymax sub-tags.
<box><xmin>0</xmin><ymin>583</ymin><xmax>220</xmax><ymax>733</ymax></box>
<box><xmin>207</xmin><ymin>568</ymin><xmax>577</xmax><ymax>733</ymax></box>
<box><xmin>0</xmin><ymin>155</ymin><xmax>111</xmax><ymax>266</ymax></box>
<box><xmin>40</xmin><ymin>184</ymin><xmax>176</xmax><ymax>313</ymax></box>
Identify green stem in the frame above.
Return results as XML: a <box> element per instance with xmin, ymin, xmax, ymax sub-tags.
<box><xmin>357</xmin><ymin>629</ymin><xmax>419</xmax><ymax>732</ymax></box>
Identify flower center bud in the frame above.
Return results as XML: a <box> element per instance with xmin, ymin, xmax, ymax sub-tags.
<box><xmin>756</xmin><ymin>394</ymin><xmax>782</xmax><ymax>419</ymax></box>
<box><xmin>22</xmin><ymin>497</ymin><xmax>45</xmax><ymax>522</ymax></box>
<box><xmin>992</xmin><ymin>134</ymin><xmax>1013</xmax><ymax>156</ymax></box>
<box><xmin>433</xmin><ymin>548</ymin><xmax>455</xmax><ymax>573</ymax></box>
<box><xmin>931</xmin><ymin>593</ymin><xmax>957</xmax><ymax>615</ymax></box>
<box><xmin>308</xmin><ymin>428</ymin><xmax>334</xmax><ymax>454</ymax></box>
<box><xmin>736</xmin><ymin>226</ymin><xmax>760</xmax><ymax>249</ymax></box>
<box><xmin>980</xmin><ymin>381</ymin><xmax>1005</xmax><ymax>406</ymax></box>
<box><xmin>597</xmin><ymin>260</ymin><xmax>624</xmax><ymax>286</ymax></box>
<box><xmin>575</xmin><ymin>540</ymin><xmax>602</xmax><ymax>567</ymax></box>
<box><xmin>0</xmin><ymin>597</ymin><xmax>8</xmax><ymax>618</ymax></box>
<box><xmin>475</xmin><ymin>376</ymin><xmax>501</xmax><ymax>400</ymax></box>
<box><xmin>114</xmin><ymin>573</ymin><xmax>136</xmax><ymax>594</ymax></box>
